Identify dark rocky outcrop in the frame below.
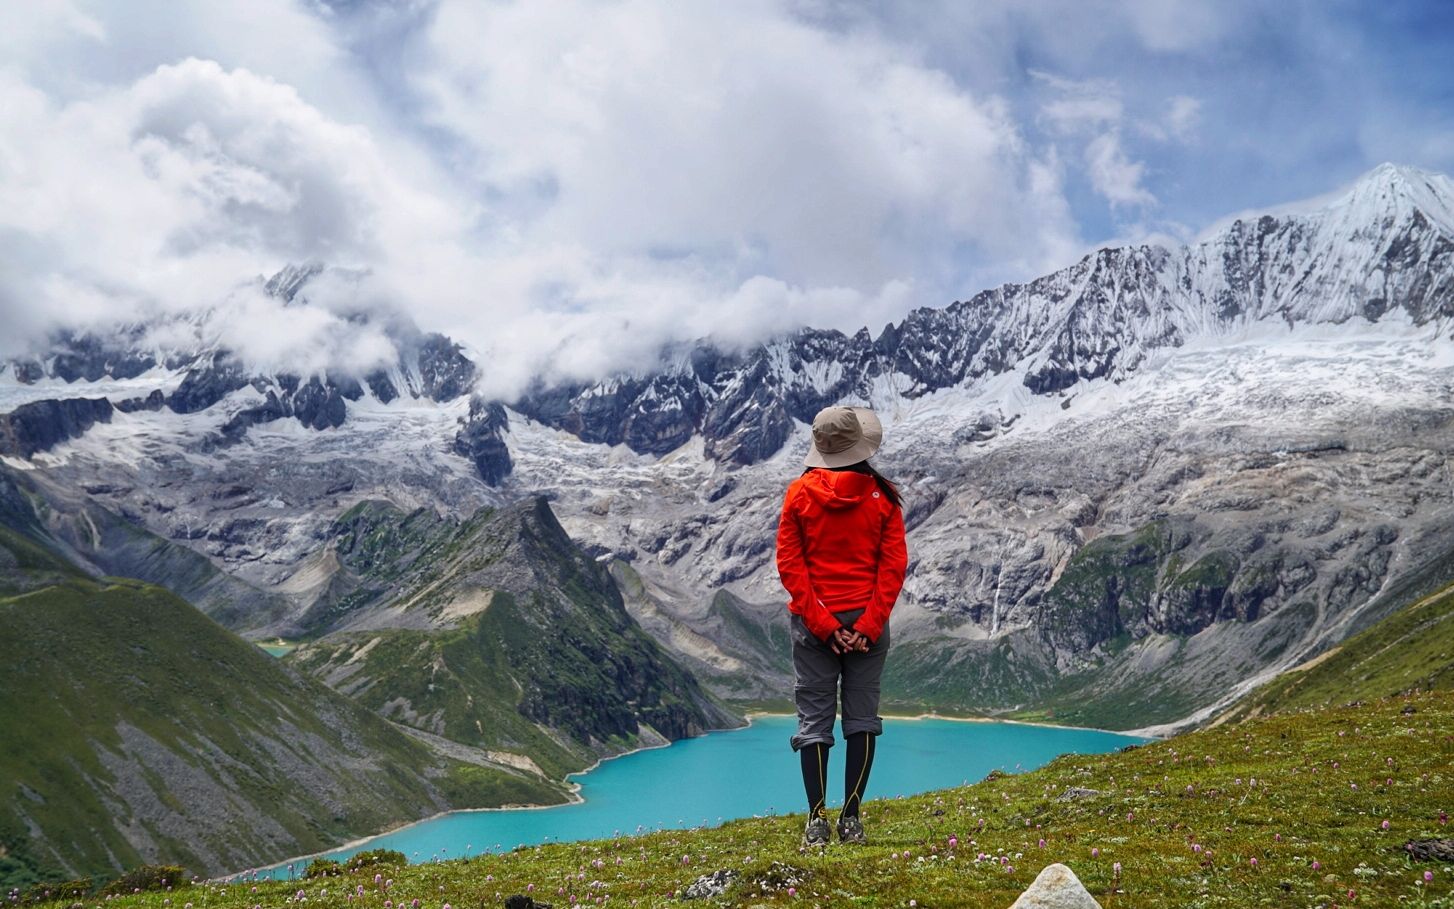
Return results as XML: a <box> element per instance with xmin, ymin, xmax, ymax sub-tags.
<box><xmin>453</xmin><ymin>398</ymin><xmax>513</xmax><ymax>485</ymax></box>
<box><xmin>49</xmin><ymin>331</ymin><xmax>156</xmax><ymax>383</ymax></box>
<box><xmin>218</xmin><ymin>391</ymin><xmax>291</xmax><ymax>442</ymax></box>
<box><xmin>415</xmin><ymin>333</ymin><xmax>477</xmax><ymax>402</ymax></box>
<box><xmin>212</xmin><ymin>374</ymin><xmax>362</xmax><ymax>444</ymax></box>
<box><xmin>363</xmin><ymin>368</ymin><xmax>398</xmax><ymax>403</ymax></box>
<box><xmin>114</xmin><ymin>389</ymin><xmax>166</xmax><ymax>413</ymax></box>
<box><xmin>168</xmin><ymin>357</ymin><xmax>249</xmax><ymax>414</ymax></box>
<box><xmin>9</xmin><ymin>359</ymin><xmax>44</xmax><ymax>384</ymax></box>
<box><xmin>290</xmin><ymin>376</ymin><xmax>348</xmax><ymax>430</ymax></box>
<box><xmin>0</xmin><ymin>397</ymin><xmax>113</xmax><ymax>458</ymax></box>
<box><xmin>1405</xmin><ymin>838</ymin><xmax>1454</xmax><ymax>862</ymax></box>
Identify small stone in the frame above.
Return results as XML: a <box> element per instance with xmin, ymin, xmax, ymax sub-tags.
<box><xmin>1007</xmin><ymin>863</ymin><xmax>1103</xmax><ymax>909</ymax></box>
<box><xmin>682</xmin><ymin>870</ymin><xmax>737</xmax><ymax>900</ymax></box>
<box><xmin>1056</xmin><ymin>787</ymin><xmax>1102</xmax><ymax>802</ymax></box>
<box><xmin>1405</xmin><ymin>839</ymin><xmax>1454</xmax><ymax>862</ymax></box>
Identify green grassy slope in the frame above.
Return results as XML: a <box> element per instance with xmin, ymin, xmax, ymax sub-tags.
<box><xmin>1215</xmin><ymin>580</ymin><xmax>1454</xmax><ymax>724</ymax></box>
<box><xmin>289</xmin><ymin>596</ymin><xmax>600</xmax><ymax>779</ymax></box>
<box><xmin>56</xmin><ymin>688</ymin><xmax>1454</xmax><ymax>909</ymax></box>
<box><xmin>290</xmin><ymin>497</ymin><xmax>740</xmax><ymax>777</ymax></box>
<box><xmin>0</xmin><ymin>577</ymin><xmax>568</xmax><ymax>891</ymax></box>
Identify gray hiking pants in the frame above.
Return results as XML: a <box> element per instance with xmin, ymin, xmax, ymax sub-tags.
<box><xmin>789</xmin><ymin>607</ymin><xmax>890</xmax><ymax>751</ymax></box>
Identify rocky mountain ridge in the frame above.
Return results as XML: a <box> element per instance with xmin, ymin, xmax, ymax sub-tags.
<box><xmin>8</xmin><ymin>164</ymin><xmax>1449</xmax><ymax>483</ymax></box>
<box><xmin>501</xmin><ymin>162</ymin><xmax>1454</xmax><ymax>469</ymax></box>
<box><xmin>0</xmin><ymin>163</ymin><xmax>1450</xmax><ymax>737</ymax></box>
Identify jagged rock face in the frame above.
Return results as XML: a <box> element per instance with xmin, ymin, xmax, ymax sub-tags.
<box><xmin>115</xmin><ymin>389</ymin><xmax>166</xmax><ymax>413</ymax></box>
<box><xmin>0</xmin><ymin>397</ymin><xmax>113</xmax><ymax>458</ymax></box>
<box><xmin>168</xmin><ymin>355</ymin><xmax>250</xmax><ymax>414</ymax></box>
<box><xmin>7</xmin><ymin>327</ymin><xmax>159</xmax><ymax>386</ymax></box>
<box><xmin>453</xmin><ymin>399</ymin><xmax>513</xmax><ymax>486</ymax></box>
<box><xmin>414</xmin><ymin>333</ymin><xmax>478</xmax><ymax>402</ymax></box>
<box><xmin>263</xmin><ymin>261</ymin><xmax>324</xmax><ymax>302</ymax></box>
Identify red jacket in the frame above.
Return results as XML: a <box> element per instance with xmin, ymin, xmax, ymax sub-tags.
<box><xmin>775</xmin><ymin>468</ymin><xmax>908</xmax><ymax>644</ymax></box>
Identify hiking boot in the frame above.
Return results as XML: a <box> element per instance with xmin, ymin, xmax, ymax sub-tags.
<box><xmin>837</xmin><ymin>813</ymin><xmax>866</xmax><ymax>844</ymax></box>
<box><xmin>802</xmin><ymin>811</ymin><xmax>830</xmax><ymax>847</ymax></box>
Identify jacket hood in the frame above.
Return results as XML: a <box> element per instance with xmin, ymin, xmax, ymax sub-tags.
<box><xmin>801</xmin><ymin>468</ymin><xmax>879</xmax><ymax>510</ymax></box>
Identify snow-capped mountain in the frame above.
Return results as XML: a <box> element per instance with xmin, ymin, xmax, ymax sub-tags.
<box><xmin>502</xmin><ymin>162</ymin><xmax>1453</xmax><ymax>470</ymax></box>
<box><xmin>3</xmin><ymin>162</ymin><xmax>1452</xmax><ymax>734</ymax></box>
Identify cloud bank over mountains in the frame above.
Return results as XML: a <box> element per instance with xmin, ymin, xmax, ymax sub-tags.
<box><xmin>2</xmin><ymin>1</ymin><xmax>1451</xmax><ymax>398</ymax></box>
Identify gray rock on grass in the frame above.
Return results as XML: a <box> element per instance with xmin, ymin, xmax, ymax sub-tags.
<box><xmin>682</xmin><ymin>869</ymin><xmax>737</xmax><ymax>899</ymax></box>
<box><xmin>1008</xmin><ymin>863</ymin><xmax>1102</xmax><ymax>908</ymax></box>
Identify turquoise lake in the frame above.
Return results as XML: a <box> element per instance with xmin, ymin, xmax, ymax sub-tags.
<box><xmin>246</xmin><ymin>715</ymin><xmax>1146</xmax><ymax>880</ymax></box>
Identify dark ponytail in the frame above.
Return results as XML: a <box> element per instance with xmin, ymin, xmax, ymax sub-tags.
<box><xmin>804</xmin><ymin>460</ymin><xmax>902</xmax><ymax>508</ymax></box>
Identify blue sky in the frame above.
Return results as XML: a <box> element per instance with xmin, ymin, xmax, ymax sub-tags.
<box><xmin>2</xmin><ymin>1</ymin><xmax>1451</xmax><ymax>392</ymax></box>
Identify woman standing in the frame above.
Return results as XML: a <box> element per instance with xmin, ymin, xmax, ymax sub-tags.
<box><xmin>776</xmin><ymin>405</ymin><xmax>908</xmax><ymax>846</ymax></box>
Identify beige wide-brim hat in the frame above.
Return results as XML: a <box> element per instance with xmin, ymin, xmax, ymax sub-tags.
<box><xmin>804</xmin><ymin>405</ymin><xmax>883</xmax><ymax>468</ymax></box>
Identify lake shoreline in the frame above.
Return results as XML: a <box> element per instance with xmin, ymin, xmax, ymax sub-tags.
<box><xmin>224</xmin><ymin>714</ymin><xmax>758</xmax><ymax>882</ymax></box>
<box><xmin>745</xmin><ymin>708</ymin><xmax>1161</xmax><ymax>740</ymax></box>
<box><xmin>229</xmin><ymin>711</ymin><xmax>1147</xmax><ymax>881</ymax></box>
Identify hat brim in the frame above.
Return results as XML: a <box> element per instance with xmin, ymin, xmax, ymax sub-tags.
<box><xmin>804</xmin><ymin>407</ymin><xmax>883</xmax><ymax>468</ymax></box>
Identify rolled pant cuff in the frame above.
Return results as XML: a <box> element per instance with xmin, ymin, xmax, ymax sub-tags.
<box><xmin>790</xmin><ymin>733</ymin><xmax>835</xmax><ymax>751</ymax></box>
<box><xmin>841</xmin><ymin>720</ymin><xmax>883</xmax><ymax>737</ymax></box>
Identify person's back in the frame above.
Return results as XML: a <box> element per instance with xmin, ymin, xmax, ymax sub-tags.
<box><xmin>775</xmin><ymin>406</ymin><xmax>908</xmax><ymax>847</ymax></box>
<box><xmin>778</xmin><ymin>466</ymin><xmax>905</xmax><ymax>644</ymax></box>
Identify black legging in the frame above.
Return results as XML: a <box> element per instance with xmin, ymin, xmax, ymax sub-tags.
<box><xmin>799</xmin><ymin>731</ymin><xmax>876</xmax><ymax>818</ymax></box>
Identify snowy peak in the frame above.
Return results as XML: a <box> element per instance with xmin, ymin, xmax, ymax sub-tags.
<box><xmin>263</xmin><ymin>261</ymin><xmax>326</xmax><ymax>304</ymax></box>
<box><xmin>1335</xmin><ymin>162</ymin><xmax>1454</xmax><ymax>234</ymax></box>
<box><xmin>1308</xmin><ymin>161</ymin><xmax>1454</xmax><ymax>237</ymax></box>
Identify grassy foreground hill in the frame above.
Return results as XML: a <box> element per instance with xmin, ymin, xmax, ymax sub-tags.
<box><xmin>0</xmin><ymin>575</ymin><xmax>569</xmax><ymax>891</ymax></box>
<box><xmin>35</xmin><ymin>687</ymin><xmax>1452</xmax><ymax>908</ymax></box>
<box><xmin>1214</xmin><ymin>580</ymin><xmax>1454</xmax><ymax>724</ymax></box>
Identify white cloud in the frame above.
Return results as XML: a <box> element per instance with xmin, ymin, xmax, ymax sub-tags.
<box><xmin>410</xmin><ymin>1</ymin><xmax>1078</xmax><ymax>287</ymax></box>
<box><xmin>0</xmin><ymin>56</ymin><xmax>469</xmax><ymax>371</ymax></box>
<box><xmin>1166</xmin><ymin>95</ymin><xmax>1201</xmax><ymax>141</ymax></box>
<box><xmin>1120</xmin><ymin>0</ymin><xmax>1240</xmax><ymax>53</ymax></box>
<box><xmin>1031</xmin><ymin>70</ymin><xmax>1124</xmax><ymax>133</ymax></box>
<box><xmin>1031</xmin><ymin>69</ymin><xmax>1159</xmax><ymax>210</ymax></box>
<box><xmin>1084</xmin><ymin>132</ymin><xmax>1157</xmax><ymax>208</ymax></box>
<box><xmin>0</xmin><ymin>0</ymin><xmax>1090</xmax><ymax>398</ymax></box>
